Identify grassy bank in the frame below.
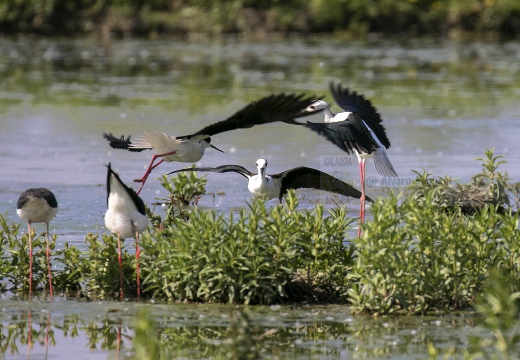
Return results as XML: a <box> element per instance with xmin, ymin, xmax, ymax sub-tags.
<box><xmin>1</xmin><ymin>0</ymin><xmax>519</xmax><ymax>38</ymax></box>
<box><xmin>1</xmin><ymin>149</ymin><xmax>519</xmax><ymax>315</ymax></box>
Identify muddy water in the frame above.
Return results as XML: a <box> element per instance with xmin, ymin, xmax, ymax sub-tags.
<box><xmin>0</xmin><ymin>36</ymin><xmax>519</xmax><ymax>358</ymax></box>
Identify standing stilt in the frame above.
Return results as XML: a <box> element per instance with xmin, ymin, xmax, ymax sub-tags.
<box><xmin>17</xmin><ymin>188</ymin><xmax>58</xmax><ymax>297</ymax></box>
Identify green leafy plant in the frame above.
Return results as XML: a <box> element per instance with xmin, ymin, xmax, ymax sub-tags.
<box><xmin>0</xmin><ymin>213</ymin><xmax>55</xmax><ymax>294</ymax></box>
<box><xmin>154</xmin><ymin>170</ymin><xmax>208</xmax><ymax>224</ymax></box>
<box><xmin>140</xmin><ymin>191</ymin><xmax>355</xmax><ymax>305</ymax></box>
<box><xmin>474</xmin><ymin>269</ymin><xmax>520</xmax><ymax>360</ymax></box>
<box><xmin>348</xmin><ymin>149</ymin><xmax>520</xmax><ymax>314</ymax></box>
<box><xmin>76</xmin><ymin>233</ymin><xmax>138</xmax><ymax>299</ymax></box>
<box><xmin>2</xmin><ymin>148</ymin><xmax>520</xmax><ymax>311</ymax></box>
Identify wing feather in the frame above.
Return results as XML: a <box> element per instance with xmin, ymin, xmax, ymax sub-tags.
<box><xmin>102</xmin><ymin>132</ymin><xmax>149</xmax><ymax>152</ymax></box>
<box><xmin>276</xmin><ymin>167</ymin><xmax>373</xmax><ymax>202</ymax></box>
<box><xmin>298</xmin><ymin>117</ymin><xmax>378</xmax><ymax>154</ymax></box>
<box><xmin>329</xmin><ymin>82</ymin><xmax>391</xmax><ymax>149</ymax></box>
<box><xmin>168</xmin><ymin>164</ymin><xmax>254</xmax><ymax>178</ymax></box>
<box><xmin>185</xmin><ymin>93</ymin><xmax>322</xmax><ymax>138</ymax></box>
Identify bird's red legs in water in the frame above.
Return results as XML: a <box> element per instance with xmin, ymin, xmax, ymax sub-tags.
<box><xmin>45</xmin><ymin>222</ymin><xmax>53</xmax><ymax>298</ymax></box>
<box><xmin>28</xmin><ymin>223</ymin><xmax>33</xmax><ymax>295</ymax></box>
<box><xmin>358</xmin><ymin>158</ymin><xmax>367</xmax><ymax>238</ymax></box>
<box><xmin>135</xmin><ymin>224</ymin><xmax>141</xmax><ymax>299</ymax></box>
<box><xmin>117</xmin><ymin>233</ymin><xmax>124</xmax><ymax>301</ymax></box>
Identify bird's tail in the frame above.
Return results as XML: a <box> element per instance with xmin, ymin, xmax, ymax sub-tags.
<box><xmin>102</xmin><ymin>133</ymin><xmax>148</xmax><ymax>152</ymax></box>
<box><xmin>373</xmin><ymin>147</ymin><xmax>398</xmax><ymax>178</ymax></box>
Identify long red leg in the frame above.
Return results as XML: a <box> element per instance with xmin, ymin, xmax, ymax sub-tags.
<box><xmin>135</xmin><ymin>158</ymin><xmax>164</xmax><ymax>194</ymax></box>
<box><xmin>135</xmin><ymin>230</ymin><xmax>141</xmax><ymax>299</ymax></box>
<box><xmin>118</xmin><ymin>233</ymin><xmax>124</xmax><ymax>301</ymax></box>
<box><xmin>358</xmin><ymin>159</ymin><xmax>366</xmax><ymax>238</ymax></box>
<box><xmin>28</xmin><ymin>222</ymin><xmax>33</xmax><ymax>296</ymax></box>
<box><xmin>46</xmin><ymin>222</ymin><xmax>53</xmax><ymax>298</ymax></box>
<box><xmin>134</xmin><ymin>149</ymin><xmax>177</xmax><ymax>194</ymax></box>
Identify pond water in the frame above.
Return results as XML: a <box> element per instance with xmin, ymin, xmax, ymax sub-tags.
<box><xmin>0</xmin><ymin>36</ymin><xmax>519</xmax><ymax>358</ymax></box>
<box><xmin>0</xmin><ymin>294</ymin><xmax>509</xmax><ymax>359</ymax></box>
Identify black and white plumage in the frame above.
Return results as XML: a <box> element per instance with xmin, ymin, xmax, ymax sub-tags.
<box><xmin>105</xmin><ymin>163</ymin><xmax>148</xmax><ymax>300</ymax></box>
<box><xmin>17</xmin><ymin>188</ymin><xmax>58</xmax><ymax>296</ymax></box>
<box><xmin>168</xmin><ymin>158</ymin><xmax>372</xmax><ymax>203</ymax></box>
<box><xmin>303</xmin><ymin>82</ymin><xmax>397</xmax><ymax>178</ymax></box>
<box><xmin>103</xmin><ymin>92</ymin><xmax>321</xmax><ymax>194</ymax></box>
<box><xmin>290</xmin><ymin>82</ymin><xmax>397</xmax><ymax>235</ymax></box>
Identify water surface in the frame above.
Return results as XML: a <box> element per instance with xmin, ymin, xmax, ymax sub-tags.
<box><xmin>0</xmin><ymin>36</ymin><xmax>519</xmax><ymax>359</ymax></box>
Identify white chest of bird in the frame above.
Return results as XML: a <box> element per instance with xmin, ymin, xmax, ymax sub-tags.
<box><xmin>248</xmin><ymin>174</ymin><xmax>281</xmax><ymax>200</ymax></box>
<box><xmin>17</xmin><ymin>197</ymin><xmax>58</xmax><ymax>224</ymax></box>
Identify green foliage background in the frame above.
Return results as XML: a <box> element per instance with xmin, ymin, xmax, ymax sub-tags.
<box><xmin>1</xmin><ymin>0</ymin><xmax>519</xmax><ymax>36</ymax></box>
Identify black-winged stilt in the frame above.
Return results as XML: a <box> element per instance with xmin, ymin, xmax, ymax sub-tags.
<box><xmin>291</xmin><ymin>82</ymin><xmax>397</xmax><ymax>235</ymax></box>
<box><xmin>168</xmin><ymin>158</ymin><xmax>372</xmax><ymax>203</ymax></box>
<box><xmin>104</xmin><ymin>163</ymin><xmax>148</xmax><ymax>300</ymax></box>
<box><xmin>16</xmin><ymin>188</ymin><xmax>58</xmax><ymax>296</ymax></box>
<box><xmin>103</xmin><ymin>92</ymin><xmax>321</xmax><ymax>194</ymax></box>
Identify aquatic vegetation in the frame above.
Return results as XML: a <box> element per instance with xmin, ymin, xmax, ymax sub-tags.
<box><xmin>0</xmin><ymin>214</ymin><xmax>55</xmax><ymax>294</ymax></box>
<box><xmin>140</xmin><ymin>191</ymin><xmax>355</xmax><ymax>304</ymax></box>
<box><xmin>475</xmin><ymin>269</ymin><xmax>520</xmax><ymax>359</ymax></box>
<box><xmin>348</xmin><ymin>148</ymin><xmax>520</xmax><ymax>314</ymax></box>
<box><xmin>1</xmin><ymin>149</ymin><xmax>520</xmax><ymax>315</ymax></box>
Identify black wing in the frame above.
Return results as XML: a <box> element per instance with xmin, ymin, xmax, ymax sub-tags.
<box><xmin>167</xmin><ymin>164</ymin><xmax>254</xmax><ymax>179</ymax></box>
<box><xmin>180</xmin><ymin>93</ymin><xmax>322</xmax><ymax>139</ymax></box>
<box><xmin>17</xmin><ymin>188</ymin><xmax>58</xmax><ymax>210</ymax></box>
<box><xmin>298</xmin><ymin>117</ymin><xmax>378</xmax><ymax>154</ymax></box>
<box><xmin>106</xmin><ymin>163</ymin><xmax>147</xmax><ymax>216</ymax></box>
<box><xmin>276</xmin><ymin>167</ymin><xmax>374</xmax><ymax>202</ymax></box>
<box><xmin>329</xmin><ymin>82</ymin><xmax>391</xmax><ymax>149</ymax></box>
<box><xmin>102</xmin><ymin>132</ymin><xmax>149</xmax><ymax>152</ymax></box>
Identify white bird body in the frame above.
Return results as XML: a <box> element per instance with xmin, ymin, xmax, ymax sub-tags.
<box><xmin>247</xmin><ymin>159</ymin><xmax>282</xmax><ymax>200</ymax></box>
<box><xmin>17</xmin><ymin>197</ymin><xmax>58</xmax><ymax>225</ymax></box>
<box><xmin>105</xmin><ymin>168</ymin><xmax>148</xmax><ymax>239</ymax></box>
<box><xmin>129</xmin><ymin>131</ymin><xmax>209</xmax><ymax>163</ymax></box>
<box><xmin>104</xmin><ymin>163</ymin><xmax>148</xmax><ymax>300</ymax></box>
